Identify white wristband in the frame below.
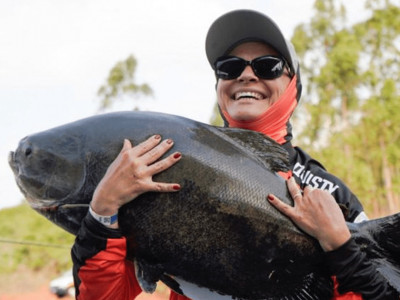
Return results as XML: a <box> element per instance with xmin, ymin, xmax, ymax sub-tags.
<box><xmin>89</xmin><ymin>205</ymin><xmax>118</xmax><ymax>226</ymax></box>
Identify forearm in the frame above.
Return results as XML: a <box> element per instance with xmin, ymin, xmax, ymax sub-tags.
<box><xmin>325</xmin><ymin>238</ymin><xmax>399</xmax><ymax>300</ymax></box>
<box><xmin>72</xmin><ymin>213</ymin><xmax>141</xmax><ymax>300</ymax></box>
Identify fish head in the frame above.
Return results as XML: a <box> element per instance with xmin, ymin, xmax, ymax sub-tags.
<box><xmin>8</xmin><ymin>129</ymin><xmax>90</xmax><ymax>234</ymax></box>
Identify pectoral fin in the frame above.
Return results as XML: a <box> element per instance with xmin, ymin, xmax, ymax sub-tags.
<box><xmin>134</xmin><ymin>259</ymin><xmax>161</xmax><ymax>293</ymax></box>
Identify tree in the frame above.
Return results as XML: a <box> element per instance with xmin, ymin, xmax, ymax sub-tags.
<box><xmin>97</xmin><ymin>55</ymin><xmax>153</xmax><ymax>111</ymax></box>
<box><xmin>291</xmin><ymin>0</ymin><xmax>400</xmax><ymax>216</ymax></box>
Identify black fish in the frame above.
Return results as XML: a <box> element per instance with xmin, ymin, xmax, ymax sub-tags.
<box><xmin>8</xmin><ymin>111</ymin><xmax>400</xmax><ymax>299</ymax></box>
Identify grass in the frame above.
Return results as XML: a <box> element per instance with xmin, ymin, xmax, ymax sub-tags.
<box><xmin>0</xmin><ymin>203</ymin><xmax>75</xmax><ymax>274</ymax></box>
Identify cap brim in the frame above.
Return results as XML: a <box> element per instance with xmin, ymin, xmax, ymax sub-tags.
<box><xmin>205</xmin><ymin>9</ymin><xmax>294</xmax><ymax>72</ymax></box>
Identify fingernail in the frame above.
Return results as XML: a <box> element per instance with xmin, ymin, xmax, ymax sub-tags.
<box><xmin>154</xmin><ymin>135</ymin><xmax>161</xmax><ymax>139</ymax></box>
<box><xmin>173</xmin><ymin>185</ymin><xmax>181</xmax><ymax>190</ymax></box>
<box><xmin>166</xmin><ymin>139</ymin><xmax>173</xmax><ymax>144</ymax></box>
<box><xmin>267</xmin><ymin>194</ymin><xmax>274</xmax><ymax>201</ymax></box>
<box><xmin>173</xmin><ymin>153</ymin><xmax>181</xmax><ymax>159</ymax></box>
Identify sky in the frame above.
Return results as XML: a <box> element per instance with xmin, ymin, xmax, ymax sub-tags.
<box><xmin>0</xmin><ymin>0</ymin><xmax>369</xmax><ymax>210</ymax></box>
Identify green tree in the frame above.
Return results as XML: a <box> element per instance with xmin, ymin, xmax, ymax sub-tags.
<box><xmin>210</xmin><ymin>102</ymin><xmax>224</xmax><ymax>126</ymax></box>
<box><xmin>292</xmin><ymin>0</ymin><xmax>400</xmax><ymax>216</ymax></box>
<box><xmin>97</xmin><ymin>55</ymin><xmax>153</xmax><ymax>110</ymax></box>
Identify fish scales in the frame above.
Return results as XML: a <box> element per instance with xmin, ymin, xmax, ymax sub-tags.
<box><xmin>8</xmin><ymin>111</ymin><xmax>400</xmax><ymax>299</ymax></box>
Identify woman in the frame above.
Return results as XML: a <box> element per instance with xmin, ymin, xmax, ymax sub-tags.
<box><xmin>71</xmin><ymin>9</ymin><xmax>398</xmax><ymax>300</ymax></box>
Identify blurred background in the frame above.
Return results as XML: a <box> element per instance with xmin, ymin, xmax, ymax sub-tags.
<box><xmin>1</xmin><ymin>0</ymin><xmax>399</xmax><ymax>298</ymax></box>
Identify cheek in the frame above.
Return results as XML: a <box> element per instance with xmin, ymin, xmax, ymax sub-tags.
<box><xmin>276</xmin><ymin>77</ymin><xmax>291</xmax><ymax>95</ymax></box>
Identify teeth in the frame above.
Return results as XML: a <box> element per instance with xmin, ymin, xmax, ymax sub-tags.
<box><xmin>235</xmin><ymin>92</ymin><xmax>262</xmax><ymax>100</ymax></box>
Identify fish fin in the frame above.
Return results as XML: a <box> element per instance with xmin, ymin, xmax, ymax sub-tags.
<box><xmin>351</xmin><ymin>212</ymin><xmax>400</xmax><ymax>292</ymax></box>
<box><xmin>216</xmin><ymin>127</ymin><xmax>290</xmax><ymax>173</ymax></box>
<box><xmin>371</xmin><ymin>212</ymin><xmax>400</xmax><ymax>257</ymax></box>
<box><xmin>160</xmin><ymin>274</ymin><xmax>184</xmax><ymax>295</ymax></box>
<box><xmin>134</xmin><ymin>259</ymin><xmax>161</xmax><ymax>293</ymax></box>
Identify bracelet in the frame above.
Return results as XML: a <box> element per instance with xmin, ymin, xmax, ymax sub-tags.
<box><xmin>89</xmin><ymin>205</ymin><xmax>118</xmax><ymax>226</ymax></box>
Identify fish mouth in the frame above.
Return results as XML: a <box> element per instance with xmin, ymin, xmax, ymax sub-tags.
<box><xmin>11</xmin><ymin>165</ymin><xmax>77</xmax><ymax>205</ymax></box>
<box><xmin>25</xmin><ymin>197</ymin><xmax>59</xmax><ymax>210</ymax></box>
<box><xmin>25</xmin><ymin>195</ymin><xmax>89</xmax><ymax>235</ymax></box>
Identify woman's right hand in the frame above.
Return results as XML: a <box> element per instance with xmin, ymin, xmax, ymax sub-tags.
<box><xmin>268</xmin><ymin>177</ymin><xmax>351</xmax><ymax>251</ymax></box>
<box><xmin>90</xmin><ymin>135</ymin><xmax>182</xmax><ymax>227</ymax></box>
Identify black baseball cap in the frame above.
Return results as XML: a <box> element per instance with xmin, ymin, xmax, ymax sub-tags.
<box><xmin>205</xmin><ymin>9</ymin><xmax>299</xmax><ymax>76</ymax></box>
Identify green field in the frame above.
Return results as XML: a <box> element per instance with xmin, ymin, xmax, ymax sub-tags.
<box><xmin>0</xmin><ymin>203</ymin><xmax>75</xmax><ymax>274</ymax></box>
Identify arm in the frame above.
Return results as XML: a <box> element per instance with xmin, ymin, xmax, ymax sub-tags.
<box><xmin>71</xmin><ymin>213</ymin><xmax>141</xmax><ymax>300</ymax></box>
<box><xmin>267</xmin><ymin>178</ymin><xmax>399</xmax><ymax>299</ymax></box>
<box><xmin>72</xmin><ymin>135</ymin><xmax>182</xmax><ymax>299</ymax></box>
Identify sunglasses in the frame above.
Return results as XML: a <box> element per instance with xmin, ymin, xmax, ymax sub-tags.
<box><xmin>214</xmin><ymin>55</ymin><xmax>289</xmax><ymax>80</ymax></box>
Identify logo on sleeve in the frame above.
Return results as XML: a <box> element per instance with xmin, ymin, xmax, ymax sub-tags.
<box><xmin>292</xmin><ymin>162</ymin><xmax>339</xmax><ymax>194</ymax></box>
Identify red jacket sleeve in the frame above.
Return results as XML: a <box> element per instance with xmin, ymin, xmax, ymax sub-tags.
<box><xmin>71</xmin><ymin>213</ymin><xmax>142</xmax><ymax>299</ymax></box>
<box><xmin>76</xmin><ymin>237</ymin><xmax>141</xmax><ymax>300</ymax></box>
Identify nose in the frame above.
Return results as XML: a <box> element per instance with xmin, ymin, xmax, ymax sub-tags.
<box><xmin>16</xmin><ymin>137</ymin><xmax>34</xmax><ymax>159</ymax></box>
<box><xmin>237</xmin><ymin>65</ymin><xmax>258</xmax><ymax>82</ymax></box>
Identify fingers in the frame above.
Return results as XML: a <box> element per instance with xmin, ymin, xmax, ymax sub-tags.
<box><xmin>148</xmin><ymin>151</ymin><xmax>181</xmax><ymax>175</ymax></box>
<box><xmin>287</xmin><ymin>177</ymin><xmax>303</xmax><ymax>201</ymax></box>
<box><xmin>127</xmin><ymin>135</ymin><xmax>176</xmax><ymax>165</ymax></box>
<box><xmin>148</xmin><ymin>181</ymin><xmax>181</xmax><ymax>193</ymax></box>
<box><xmin>124</xmin><ymin>135</ymin><xmax>182</xmax><ymax>194</ymax></box>
<box><xmin>129</xmin><ymin>135</ymin><xmax>163</xmax><ymax>157</ymax></box>
<box><xmin>303</xmin><ymin>185</ymin><xmax>314</xmax><ymax>197</ymax></box>
<box><xmin>122</xmin><ymin>138</ymin><xmax>133</xmax><ymax>150</ymax></box>
<box><xmin>267</xmin><ymin>194</ymin><xmax>295</xmax><ymax>218</ymax></box>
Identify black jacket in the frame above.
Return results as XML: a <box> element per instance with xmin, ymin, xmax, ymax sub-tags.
<box><xmin>283</xmin><ymin>142</ymin><xmax>365</xmax><ymax>222</ymax></box>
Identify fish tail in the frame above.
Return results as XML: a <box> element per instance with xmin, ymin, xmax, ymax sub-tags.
<box><xmin>354</xmin><ymin>212</ymin><xmax>400</xmax><ymax>291</ymax></box>
<box><xmin>369</xmin><ymin>212</ymin><xmax>400</xmax><ymax>257</ymax></box>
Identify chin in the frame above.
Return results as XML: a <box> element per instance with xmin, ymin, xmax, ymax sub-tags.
<box><xmin>230</xmin><ymin>110</ymin><xmax>264</xmax><ymax>121</ymax></box>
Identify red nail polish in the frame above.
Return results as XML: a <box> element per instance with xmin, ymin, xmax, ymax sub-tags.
<box><xmin>166</xmin><ymin>139</ymin><xmax>173</xmax><ymax>144</ymax></box>
<box><xmin>154</xmin><ymin>135</ymin><xmax>161</xmax><ymax>139</ymax></box>
<box><xmin>267</xmin><ymin>195</ymin><xmax>274</xmax><ymax>201</ymax></box>
<box><xmin>173</xmin><ymin>153</ymin><xmax>181</xmax><ymax>159</ymax></box>
<box><xmin>173</xmin><ymin>185</ymin><xmax>180</xmax><ymax>190</ymax></box>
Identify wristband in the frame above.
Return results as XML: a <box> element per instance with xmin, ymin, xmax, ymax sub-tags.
<box><xmin>89</xmin><ymin>205</ymin><xmax>118</xmax><ymax>226</ymax></box>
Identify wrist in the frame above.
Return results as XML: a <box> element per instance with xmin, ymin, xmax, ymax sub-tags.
<box><xmin>91</xmin><ymin>189</ymin><xmax>120</xmax><ymax>216</ymax></box>
<box><xmin>89</xmin><ymin>203</ymin><xmax>119</xmax><ymax>228</ymax></box>
<box><xmin>320</xmin><ymin>231</ymin><xmax>351</xmax><ymax>252</ymax></box>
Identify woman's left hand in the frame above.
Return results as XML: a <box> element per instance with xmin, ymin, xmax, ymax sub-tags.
<box><xmin>267</xmin><ymin>177</ymin><xmax>351</xmax><ymax>251</ymax></box>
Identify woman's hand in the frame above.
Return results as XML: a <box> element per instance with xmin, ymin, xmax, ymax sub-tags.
<box><xmin>91</xmin><ymin>135</ymin><xmax>182</xmax><ymax>227</ymax></box>
<box><xmin>268</xmin><ymin>177</ymin><xmax>351</xmax><ymax>251</ymax></box>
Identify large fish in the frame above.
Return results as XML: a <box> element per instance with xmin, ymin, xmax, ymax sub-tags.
<box><xmin>8</xmin><ymin>111</ymin><xmax>400</xmax><ymax>299</ymax></box>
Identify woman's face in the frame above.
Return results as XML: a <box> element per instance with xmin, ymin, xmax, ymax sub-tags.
<box><xmin>216</xmin><ymin>42</ymin><xmax>291</xmax><ymax>121</ymax></box>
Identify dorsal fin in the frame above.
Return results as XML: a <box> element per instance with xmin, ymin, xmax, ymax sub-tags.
<box><xmin>215</xmin><ymin>127</ymin><xmax>290</xmax><ymax>173</ymax></box>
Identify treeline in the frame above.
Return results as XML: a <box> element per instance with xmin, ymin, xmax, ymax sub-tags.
<box><xmin>291</xmin><ymin>0</ymin><xmax>400</xmax><ymax>217</ymax></box>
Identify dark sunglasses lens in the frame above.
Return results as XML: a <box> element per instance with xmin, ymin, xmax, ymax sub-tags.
<box><xmin>253</xmin><ymin>57</ymin><xmax>285</xmax><ymax>79</ymax></box>
<box><xmin>215</xmin><ymin>58</ymin><xmax>246</xmax><ymax>79</ymax></box>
